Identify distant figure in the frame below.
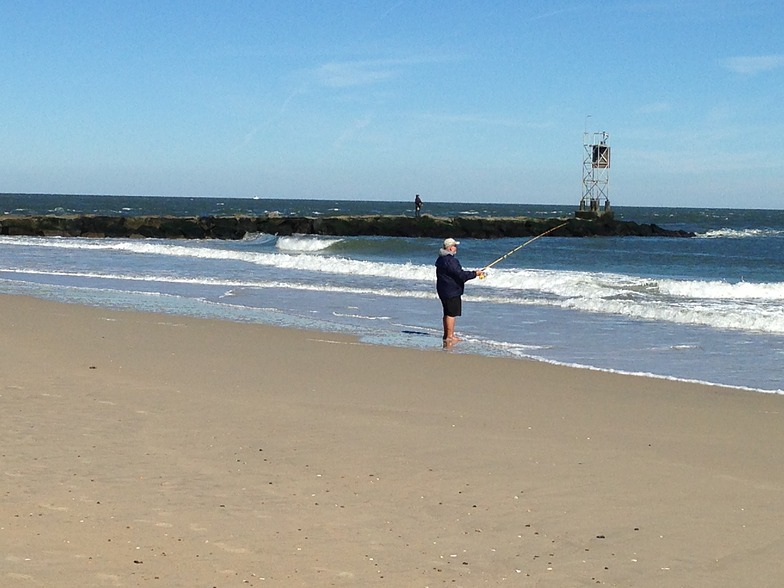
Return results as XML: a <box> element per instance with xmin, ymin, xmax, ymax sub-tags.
<box><xmin>435</xmin><ymin>238</ymin><xmax>484</xmax><ymax>346</ymax></box>
<box><xmin>414</xmin><ymin>194</ymin><xmax>423</xmax><ymax>217</ymax></box>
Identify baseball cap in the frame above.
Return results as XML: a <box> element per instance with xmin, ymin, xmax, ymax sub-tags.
<box><xmin>443</xmin><ymin>238</ymin><xmax>460</xmax><ymax>248</ymax></box>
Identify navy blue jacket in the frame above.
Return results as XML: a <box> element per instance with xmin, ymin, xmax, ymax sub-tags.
<box><xmin>435</xmin><ymin>251</ymin><xmax>477</xmax><ymax>300</ymax></box>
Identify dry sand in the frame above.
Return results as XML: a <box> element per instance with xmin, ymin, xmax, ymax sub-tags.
<box><xmin>2</xmin><ymin>294</ymin><xmax>784</xmax><ymax>587</ymax></box>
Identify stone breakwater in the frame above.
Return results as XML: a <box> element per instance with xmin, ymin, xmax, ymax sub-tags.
<box><xmin>0</xmin><ymin>214</ymin><xmax>695</xmax><ymax>239</ymax></box>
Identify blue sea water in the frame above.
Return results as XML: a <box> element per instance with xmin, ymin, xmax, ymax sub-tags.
<box><xmin>2</xmin><ymin>193</ymin><xmax>783</xmax><ymax>393</ymax></box>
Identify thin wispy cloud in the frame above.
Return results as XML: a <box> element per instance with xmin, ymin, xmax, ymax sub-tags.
<box><xmin>416</xmin><ymin>112</ymin><xmax>551</xmax><ymax>129</ymax></box>
<box><xmin>317</xmin><ymin>60</ymin><xmax>399</xmax><ymax>88</ymax></box>
<box><xmin>231</xmin><ymin>85</ymin><xmax>308</xmax><ymax>155</ymax></box>
<box><xmin>637</xmin><ymin>101</ymin><xmax>672</xmax><ymax>114</ymax></box>
<box><xmin>623</xmin><ymin>1</ymin><xmax>693</xmax><ymax>15</ymax></box>
<box><xmin>629</xmin><ymin>147</ymin><xmax>777</xmax><ymax>174</ymax></box>
<box><xmin>524</xmin><ymin>6</ymin><xmax>583</xmax><ymax>21</ymax></box>
<box><xmin>721</xmin><ymin>54</ymin><xmax>784</xmax><ymax>75</ymax></box>
<box><xmin>332</xmin><ymin>114</ymin><xmax>374</xmax><ymax>151</ymax></box>
<box><xmin>314</xmin><ymin>55</ymin><xmax>457</xmax><ymax>89</ymax></box>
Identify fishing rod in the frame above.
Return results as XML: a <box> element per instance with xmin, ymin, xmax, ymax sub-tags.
<box><xmin>479</xmin><ymin>221</ymin><xmax>569</xmax><ymax>278</ymax></box>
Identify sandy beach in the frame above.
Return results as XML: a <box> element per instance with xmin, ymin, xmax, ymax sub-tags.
<box><xmin>2</xmin><ymin>294</ymin><xmax>784</xmax><ymax>587</ymax></box>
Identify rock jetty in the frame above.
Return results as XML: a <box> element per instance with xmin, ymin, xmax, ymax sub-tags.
<box><xmin>0</xmin><ymin>214</ymin><xmax>694</xmax><ymax>239</ymax></box>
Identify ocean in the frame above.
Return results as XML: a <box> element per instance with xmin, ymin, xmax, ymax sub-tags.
<box><xmin>2</xmin><ymin>193</ymin><xmax>783</xmax><ymax>394</ymax></box>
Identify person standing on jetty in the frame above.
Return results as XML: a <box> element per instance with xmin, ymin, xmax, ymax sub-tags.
<box><xmin>435</xmin><ymin>238</ymin><xmax>484</xmax><ymax>346</ymax></box>
<box><xmin>414</xmin><ymin>194</ymin><xmax>422</xmax><ymax>217</ymax></box>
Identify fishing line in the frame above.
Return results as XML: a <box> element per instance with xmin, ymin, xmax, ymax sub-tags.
<box><xmin>479</xmin><ymin>221</ymin><xmax>568</xmax><ymax>279</ymax></box>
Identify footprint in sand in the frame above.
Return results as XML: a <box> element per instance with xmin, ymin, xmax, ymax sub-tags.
<box><xmin>39</xmin><ymin>503</ymin><xmax>69</xmax><ymax>511</ymax></box>
<box><xmin>212</xmin><ymin>542</ymin><xmax>249</xmax><ymax>554</ymax></box>
<box><xmin>94</xmin><ymin>573</ymin><xmax>122</xmax><ymax>586</ymax></box>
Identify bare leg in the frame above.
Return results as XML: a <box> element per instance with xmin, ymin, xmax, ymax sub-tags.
<box><xmin>442</xmin><ymin>315</ymin><xmax>457</xmax><ymax>342</ymax></box>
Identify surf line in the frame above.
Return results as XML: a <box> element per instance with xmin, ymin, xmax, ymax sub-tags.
<box><xmin>479</xmin><ymin>221</ymin><xmax>569</xmax><ymax>278</ymax></box>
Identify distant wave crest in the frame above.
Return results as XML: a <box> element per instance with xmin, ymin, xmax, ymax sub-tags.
<box><xmin>698</xmin><ymin>228</ymin><xmax>784</xmax><ymax>239</ymax></box>
<box><xmin>276</xmin><ymin>235</ymin><xmax>342</xmax><ymax>252</ymax></box>
<box><xmin>4</xmin><ymin>235</ymin><xmax>784</xmax><ymax>335</ymax></box>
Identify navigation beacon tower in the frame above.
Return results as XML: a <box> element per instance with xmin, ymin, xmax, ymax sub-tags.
<box><xmin>576</xmin><ymin>130</ymin><xmax>612</xmax><ymax>218</ymax></box>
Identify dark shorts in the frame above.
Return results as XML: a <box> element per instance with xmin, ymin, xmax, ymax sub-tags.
<box><xmin>441</xmin><ymin>296</ymin><xmax>462</xmax><ymax>317</ymax></box>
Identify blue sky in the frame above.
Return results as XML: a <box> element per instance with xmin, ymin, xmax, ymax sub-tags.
<box><xmin>2</xmin><ymin>1</ymin><xmax>782</xmax><ymax>208</ymax></box>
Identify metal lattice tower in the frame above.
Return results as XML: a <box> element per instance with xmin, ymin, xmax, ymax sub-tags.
<box><xmin>577</xmin><ymin>131</ymin><xmax>611</xmax><ymax>218</ymax></box>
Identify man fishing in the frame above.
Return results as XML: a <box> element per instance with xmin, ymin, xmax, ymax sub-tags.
<box><xmin>435</xmin><ymin>238</ymin><xmax>484</xmax><ymax>345</ymax></box>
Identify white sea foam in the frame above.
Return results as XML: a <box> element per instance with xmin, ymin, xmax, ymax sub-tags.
<box><xmin>276</xmin><ymin>235</ymin><xmax>342</xmax><ymax>252</ymax></box>
<box><xmin>558</xmin><ymin>295</ymin><xmax>784</xmax><ymax>334</ymax></box>
<box><xmin>483</xmin><ymin>268</ymin><xmax>613</xmax><ymax>298</ymax></box>
<box><xmin>483</xmin><ymin>267</ymin><xmax>784</xmax><ymax>303</ymax></box>
<box><xmin>332</xmin><ymin>312</ymin><xmax>391</xmax><ymax>321</ymax></box>
<box><xmin>698</xmin><ymin>228</ymin><xmax>784</xmax><ymax>239</ymax></box>
<box><xmin>657</xmin><ymin>277</ymin><xmax>784</xmax><ymax>300</ymax></box>
<box><xmin>241</xmin><ymin>232</ymin><xmax>276</xmax><ymax>243</ymax></box>
<box><xmin>0</xmin><ymin>268</ymin><xmax>437</xmax><ymax>300</ymax></box>
<box><xmin>3</xmin><ymin>235</ymin><xmax>784</xmax><ymax>336</ymax></box>
<box><xmin>0</xmin><ymin>236</ymin><xmax>422</xmax><ymax>280</ymax></box>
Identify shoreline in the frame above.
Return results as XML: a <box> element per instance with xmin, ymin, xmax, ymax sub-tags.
<box><xmin>492</xmin><ymin>354</ymin><xmax>784</xmax><ymax>397</ymax></box>
<box><xmin>3</xmin><ymin>293</ymin><xmax>784</xmax><ymax>585</ymax></box>
<box><xmin>6</xmin><ymin>285</ymin><xmax>779</xmax><ymax>395</ymax></box>
<box><xmin>0</xmin><ymin>276</ymin><xmax>784</xmax><ymax>395</ymax></box>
